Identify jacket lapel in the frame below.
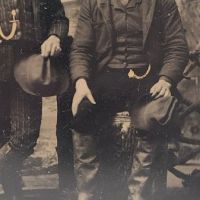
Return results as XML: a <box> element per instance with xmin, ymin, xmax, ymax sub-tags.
<box><xmin>97</xmin><ymin>0</ymin><xmax>112</xmax><ymax>24</ymax></box>
<box><xmin>142</xmin><ymin>0</ymin><xmax>157</xmax><ymax>46</ymax></box>
<box><xmin>97</xmin><ymin>0</ymin><xmax>115</xmax><ymax>46</ymax></box>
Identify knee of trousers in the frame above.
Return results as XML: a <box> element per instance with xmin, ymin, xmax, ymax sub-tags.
<box><xmin>71</xmin><ymin>119</ymin><xmax>96</xmax><ymax>134</ymax></box>
<box><xmin>71</xmin><ymin>98</ymin><xmax>97</xmax><ymax>133</ymax></box>
<box><xmin>72</xmin><ymin>129</ymin><xmax>99</xmax><ymax>180</ymax></box>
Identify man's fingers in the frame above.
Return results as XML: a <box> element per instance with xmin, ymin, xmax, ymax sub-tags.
<box><xmin>163</xmin><ymin>89</ymin><xmax>171</xmax><ymax>97</ymax></box>
<box><xmin>154</xmin><ymin>92</ymin><xmax>161</xmax><ymax>99</ymax></box>
<box><xmin>154</xmin><ymin>88</ymin><xmax>171</xmax><ymax>99</ymax></box>
<box><xmin>45</xmin><ymin>43</ymin><xmax>52</xmax><ymax>57</ymax></box>
<box><xmin>54</xmin><ymin>46</ymin><xmax>62</xmax><ymax>56</ymax></box>
<box><xmin>72</xmin><ymin>103</ymin><xmax>77</xmax><ymax>116</ymax></box>
<box><xmin>150</xmin><ymin>84</ymin><xmax>165</xmax><ymax>98</ymax></box>
<box><xmin>43</xmin><ymin>44</ymin><xmax>49</xmax><ymax>57</ymax></box>
<box><xmin>42</xmin><ymin>45</ymin><xmax>49</xmax><ymax>57</ymax></box>
<box><xmin>72</xmin><ymin>93</ymin><xmax>83</xmax><ymax>116</ymax></box>
<box><xmin>151</xmin><ymin>87</ymin><xmax>160</xmax><ymax>97</ymax></box>
<box><xmin>72</xmin><ymin>95</ymin><xmax>77</xmax><ymax>116</ymax></box>
<box><xmin>41</xmin><ymin>42</ymin><xmax>52</xmax><ymax>57</ymax></box>
<box><xmin>41</xmin><ymin>35</ymin><xmax>61</xmax><ymax>57</ymax></box>
<box><xmin>86</xmin><ymin>91</ymin><xmax>96</xmax><ymax>104</ymax></box>
<box><xmin>51</xmin><ymin>43</ymin><xmax>61</xmax><ymax>56</ymax></box>
<box><xmin>150</xmin><ymin>84</ymin><xmax>156</xmax><ymax>94</ymax></box>
<box><xmin>150</xmin><ymin>86</ymin><xmax>157</xmax><ymax>96</ymax></box>
<box><xmin>50</xmin><ymin>44</ymin><xmax>57</xmax><ymax>56</ymax></box>
<box><xmin>156</xmin><ymin>88</ymin><xmax>166</xmax><ymax>98</ymax></box>
<box><xmin>41</xmin><ymin>44</ymin><xmax>46</xmax><ymax>57</ymax></box>
<box><xmin>150</xmin><ymin>80</ymin><xmax>172</xmax><ymax>98</ymax></box>
<box><xmin>150</xmin><ymin>84</ymin><xmax>161</xmax><ymax>97</ymax></box>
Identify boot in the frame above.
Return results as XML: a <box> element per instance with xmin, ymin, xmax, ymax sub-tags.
<box><xmin>0</xmin><ymin>144</ymin><xmax>24</xmax><ymax>200</ymax></box>
<box><xmin>56</xmin><ymin>146</ymin><xmax>76</xmax><ymax>200</ymax></box>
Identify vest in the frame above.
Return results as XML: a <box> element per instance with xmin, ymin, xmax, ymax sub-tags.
<box><xmin>108</xmin><ymin>0</ymin><xmax>149</xmax><ymax>69</ymax></box>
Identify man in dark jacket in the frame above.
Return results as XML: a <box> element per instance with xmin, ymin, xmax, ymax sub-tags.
<box><xmin>0</xmin><ymin>1</ymin><xmax>68</xmax><ymax>199</ymax></box>
<box><xmin>70</xmin><ymin>0</ymin><xmax>188</xmax><ymax>200</ymax></box>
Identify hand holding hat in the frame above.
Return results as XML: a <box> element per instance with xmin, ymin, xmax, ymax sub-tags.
<box><xmin>131</xmin><ymin>94</ymin><xmax>179</xmax><ymax>132</ymax></box>
<box><xmin>150</xmin><ymin>79</ymin><xmax>172</xmax><ymax>99</ymax></box>
<box><xmin>41</xmin><ymin>35</ymin><xmax>62</xmax><ymax>57</ymax></box>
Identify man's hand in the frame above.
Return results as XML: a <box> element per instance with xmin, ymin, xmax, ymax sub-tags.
<box><xmin>41</xmin><ymin>35</ymin><xmax>61</xmax><ymax>57</ymax></box>
<box><xmin>72</xmin><ymin>79</ymin><xmax>96</xmax><ymax>116</ymax></box>
<box><xmin>150</xmin><ymin>79</ymin><xmax>172</xmax><ymax>99</ymax></box>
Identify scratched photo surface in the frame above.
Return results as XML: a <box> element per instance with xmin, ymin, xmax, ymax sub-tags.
<box><xmin>0</xmin><ymin>0</ymin><xmax>200</xmax><ymax>200</ymax></box>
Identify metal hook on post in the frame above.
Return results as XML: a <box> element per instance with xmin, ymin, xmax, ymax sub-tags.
<box><xmin>0</xmin><ymin>9</ymin><xmax>18</xmax><ymax>40</ymax></box>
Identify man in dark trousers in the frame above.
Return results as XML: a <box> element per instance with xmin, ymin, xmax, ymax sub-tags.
<box><xmin>56</xmin><ymin>89</ymin><xmax>76</xmax><ymax>200</ymax></box>
<box><xmin>0</xmin><ymin>0</ymin><xmax>68</xmax><ymax>199</ymax></box>
<box><xmin>70</xmin><ymin>0</ymin><xmax>189</xmax><ymax>200</ymax></box>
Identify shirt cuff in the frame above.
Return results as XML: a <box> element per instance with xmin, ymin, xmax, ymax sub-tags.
<box><xmin>159</xmin><ymin>76</ymin><xmax>174</xmax><ymax>85</ymax></box>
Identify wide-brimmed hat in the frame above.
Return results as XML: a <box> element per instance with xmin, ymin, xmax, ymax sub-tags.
<box><xmin>131</xmin><ymin>95</ymin><xmax>179</xmax><ymax>132</ymax></box>
<box><xmin>14</xmin><ymin>54</ymin><xmax>69</xmax><ymax>97</ymax></box>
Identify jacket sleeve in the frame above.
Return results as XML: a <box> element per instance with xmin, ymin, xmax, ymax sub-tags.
<box><xmin>47</xmin><ymin>0</ymin><xmax>69</xmax><ymax>41</ymax></box>
<box><xmin>158</xmin><ymin>0</ymin><xmax>189</xmax><ymax>85</ymax></box>
<box><xmin>70</xmin><ymin>0</ymin><xmax>95</xmax><ymax>83</ymax></box>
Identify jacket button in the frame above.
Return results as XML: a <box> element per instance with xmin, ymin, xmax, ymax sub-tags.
<box><xmin>15</xmin><ymin>31</ymin><xmax>22</xmax><ymax>39</ymax></box>
<box><xmin>17</xmin><ymin>31</ymin><xmax>22</xmax><ymax>36</ymax></box>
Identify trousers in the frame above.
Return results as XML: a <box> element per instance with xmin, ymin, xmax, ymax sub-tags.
<box><xmin>72</xmin><ymin>68</ymin><xmax>168</xmax><ymax>200</ymax></box>
<box><xmin>0</xmin><ymin>80</ymin><xmax>42</xmax><ymax>195</ymax></box>
<box><xmin>56</xmin><ymin>89</ymin><xmax>76</xmax><ymax>192</ymax></box>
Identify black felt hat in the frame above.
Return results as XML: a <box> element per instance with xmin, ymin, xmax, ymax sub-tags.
<box><xmin>131</xmin><ymin>95</ymin><xmax>179</xmax><ymax>132</ymax></box>
<box><xmin>14</xmin><ymin>54</ymin><xmax>69</xmax><ymax>97</ymax></box>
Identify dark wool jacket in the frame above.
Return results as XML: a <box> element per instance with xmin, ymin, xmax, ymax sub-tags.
<box><xmin>32</xmin><ymin>0</ymin><xmax>69</xmax><ymax>44</ymax></box>
<box><xmin>70</xmin><ymin>0</ymin><xmax>189</xmax><ymax>85</ymax></box>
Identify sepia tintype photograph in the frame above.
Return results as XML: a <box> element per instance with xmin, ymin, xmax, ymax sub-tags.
<box><xmin>0</xmin><ymin>0</ymin><xmax>200</xmax><ymax>200</ymax></box>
